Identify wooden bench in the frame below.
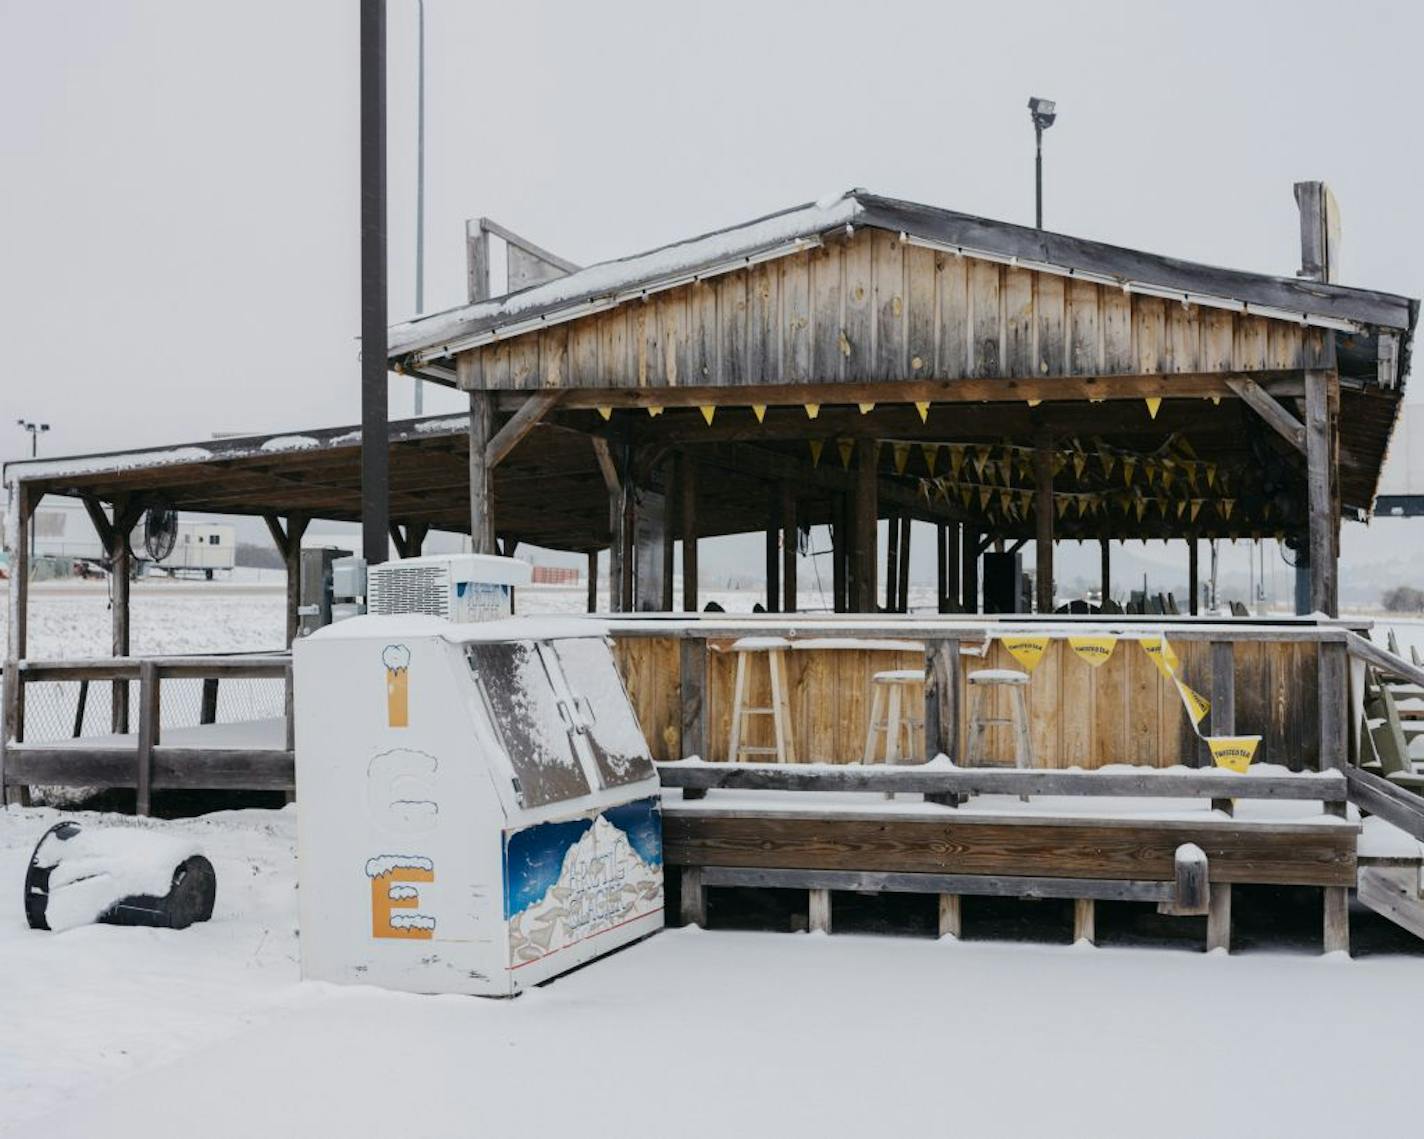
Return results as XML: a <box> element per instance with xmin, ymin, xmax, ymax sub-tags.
<box><xmin>659</xmin><ymin>762</ymin><xmax>1357</xmax><ymax>953</ymax></box>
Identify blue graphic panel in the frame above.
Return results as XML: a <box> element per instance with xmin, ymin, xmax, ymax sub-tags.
<box><xmin>502</xmin><ymin>797</ymin><xmax>662</xmax><ymax>919</ymax></box>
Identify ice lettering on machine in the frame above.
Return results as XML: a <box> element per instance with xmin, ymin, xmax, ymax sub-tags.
<box><xmin>366</xmin><ymin>748</ymin><xmax>439</xmax><ymax>834</ymax></box>
<box><xmin>383</xmin><ymin>644</ymin><xmax>411</xmax><ymax>727</ymax></box>
<box><xmin>366</xmin><ymin>855</ymin><xmax>436</xmax><ymax>939</ymax></box>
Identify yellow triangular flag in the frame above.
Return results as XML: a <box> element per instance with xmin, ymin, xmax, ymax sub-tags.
<box><xmin>859</xmin><ymin>402</ymin><xmax>875</xmax><ymax>415</ymax></box>
<box><xmin>1207</xmin><ymin>736</ymin><xmax>1260</xmax><ymax>774</ymax></box>
<box><xmin>1176</xmin><ymin>500</ymin><xmax>1187</xmax><ymax>518</ymax></box>
<box><xmin>1123</xmin><ymin>456</ymin><xmax>1136</xmax><ymax>486</ymax></box>
<box><xmin>597</xmin><ymin>406</ymin><xmax>613</xmax><ymax>421</ymax></box>
<box><xmin>959</xmin><ymin>486</ymin><xmax>973</xmax><ymax>507</ymax></box>
<box><xmin>809</xmin><ymin>439</ymin><xmax>824</xmax><ymax>467</ymax></box>
<box><xmin>752</xmin><ymin>404</ymin><xmax>766</xmax><ymax>423</ymax></box>
<box><xmin>1002</xmin><ymin>635</ymin><xmax>1051</xmax><ymax>673</ymax></box>
<box><xmin>806</xmin><ymin>403</ymin><xmax>820</xmax><ymax>420</ymax></box>
<box><xmin>700</xmin><ymin>405</ymin><xmax>716</xmax><ymax>426</ymax></box>
<box><xmin>1221</xmin><ymin>498</ymin><xmax>1235</xmax><ymax>519</ymax></box>
<box><xmin>921</xmin><ymin>444</ymin><xmax>938</xmax><ymax>474</ymax></box>
<box><xmin>1073</xmin><ymin>453</ymin><xmax>1087</xmax><ymax>480</ymax></box>
<box><xmin>1205</xmin><ymin>463</ymin><xmax>1217</xmax><ymax>488</ymax></box>
<box><xmin>978</xmin><ymin>486</ymin><xmax>993</xmax><ymax>509</ymax></box>
<box><xmin>893</xmin><ymin>442</ymin><xmax>910</xmax><ymax>475</ymax></box>
<box><xmin>1056</xmin><ymin>496</ymin><xmax>1070</xmax><ymax>518</ymax></box>
<box><xmin>1175</xmin><ymin>678</ymin><xmax>1211</xmax><ymax>729</ymax></box>
<box><xmin>838</xmin><ymin>437</ymin><xmax>855</xmax><ymax>469</ymax></box>
<box><xmin>1145</xmin><ymin>396</ymin><xmax>1162</xmax><ymax>419</ymax></box>
<box><xmin>1190</xmin><ymin>499</ymin><xmax>1203</xmax><ymax>522</ymax></box>
<box><xmin>949</xmin><ymin>446</ymin><xmax>965</xmax><ymax>480</ymax></box>
<box><xmin>647</xmin><ymin>405</ymin><xmax>663</xmax><ymax>417</ymax></box>
<box><xmin>1069</xmin><ymin>635</ymin><xmax>1117</xmax><ymax>668</ymax></box>
<box><xmin>1100</xmin><ymin>448</ymin><xmax>1117</xmax><ymax>480</ymax></box>
<box><xmin>1135</xmin><ymin>499</ymin><xmax>1147</xmax><ymax>521</ymax></box>
<box><xmin>915</xmin><ymin>401</ymin><xmax>930</xmax><ymax>423</ymax></box>
<box><xmin>1026</xmin><ymin>399</ymin><xmax>1042</xmax><ymax>408</ymax></box>
<box><xmin>1139</xmin><ymin>635</ymin><xmax>1180</xmax><ymax>682</ymax></box>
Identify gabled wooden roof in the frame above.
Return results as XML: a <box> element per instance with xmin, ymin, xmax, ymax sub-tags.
<box><xmin>390</xmin><ymin>189</ymin><xmax>1417</xmax><ymax>379</ymax></box>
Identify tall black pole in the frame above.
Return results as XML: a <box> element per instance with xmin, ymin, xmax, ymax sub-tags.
<box><xmin>361</xmin><ymin>0</ymin><xmax>389</xmax><ymax>566</ymax></box>
<box><xmin>1034</xmin><ymin>123</ymin><xmax>1043</xmax><ymax>229</ymax></box>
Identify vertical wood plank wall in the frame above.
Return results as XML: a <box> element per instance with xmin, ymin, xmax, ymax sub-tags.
<box><xmin>611</xmin><ymin>635</ymin><xmax>1320</xmax><ymax>769</ymax></box>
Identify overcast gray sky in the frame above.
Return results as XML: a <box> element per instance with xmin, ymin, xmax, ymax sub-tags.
<box><xmin>2</xmin><ymin>0</ymin><xmax>1421</xmax><ymax>596</ymax></box>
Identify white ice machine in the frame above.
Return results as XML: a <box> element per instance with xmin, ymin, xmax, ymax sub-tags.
<box><xmin>293</xmin><ymin>614</ymin><xmax>664</xmax><ymax>996</ymax></box>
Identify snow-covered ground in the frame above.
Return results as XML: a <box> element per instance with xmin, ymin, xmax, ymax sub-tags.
<box><xmin>1</xmin><ymin>803</ymin><xmax>1422</xmax><ymax>1138</ymax></box>
<box><xmin>2</xmin><ymin>585</ymin><xmax>1424</xmax><ymax>1135</ymax></box>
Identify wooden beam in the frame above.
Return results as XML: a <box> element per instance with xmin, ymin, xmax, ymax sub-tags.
<box><xmin>1100</xmin><ymin>537</ymin><xmax>1111</xmax><ymax>609</ymax></box>
<box><xmin>1305</xmin><ymin>370</ymin><xmax>1337</xmax><ymax>616</ymax></box>
<box><xmin>485</xmin><ymin>391</ymin><xmax>564</xmax><ymax>470</ymax></box>
<box><xmin>501</xmin><ymin>372</ymin><xmax>1285</xmax><ymax>414</ymax></box>
<box><xmin>884</xmin><ymin>510</ymin><xmax>900</xmax><ymax>612</ymax></box>
<box><xmin>936</xmin><ymin>523</ymin><xmax>948</xmax><ymax>612</ymax></box>
<box><xmin>1188</xmin><ymin>539</ymin><xmax>1199</xmax><ymax>615</ymax></box>
<box><xmin>781</xmin><ymin>482</ymin><xmax>797</xmax><ymax>613</ymax></box>
<box><xmin>962</xmin><ymin>526</ymin><xmax>980</xmax><ymax>613</ymax></box>
<box><xmin>1034</xmin><ymin>427</ymin><xmax>1054</xmax><ymax>613</ymax></box>
<box><xmin>680</xmin><ymin>454</ymin><xmax>698</xmax><ymax>612</ymax></box>
<box><xmin>283</xmin><ymin>514</ymin><xmax>309</xmax><ymax>646</ymax></box>
<box><xmin>897</xmin><ymin>515</ymin><xmax>911</xmax><ymax>614</ymax></box>
<box><xmin>679</xmin><ymin>637</ymin><xmax>708</xmax><ymax>760</ymax></box>
<box><xmin>586</xmin><ymin>550</ymin><xmax>598</xmax><ymax>613</ymax></box>
<box><xmin>854</xmin><ymin>440</ymin><xmax>878</xmax><ymax>612</ymax></box>
<box><xmin>468</xmin><ymin>392</ymin><xmax>496</xmax><ymax>554</ymax></box>
<box><xmin>1225</xmin><ymin>376</ymin><xmax>1306</xmax><ymax>454</ymax></box>
<box><xmin>765</xmin><ymin>487</ymin><xmax>781</xmax><ymax>613</ymax></box>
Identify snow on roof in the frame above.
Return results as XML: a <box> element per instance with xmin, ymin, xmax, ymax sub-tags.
<box><xmin>389</xmin><ymin>187</ymin><xmax>1418</xmax><ymax>367</ymax></box>
<box><xmin>389</xmin><ymin>192</ymin><xmax>865</xmax><ymax>360</ymax></box>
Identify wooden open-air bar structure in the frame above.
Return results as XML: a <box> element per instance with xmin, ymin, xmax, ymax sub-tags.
<box><xmin>4</xmin><ymin>185</ymin><xmax>1423</xmax><ymax>953</ymax></box>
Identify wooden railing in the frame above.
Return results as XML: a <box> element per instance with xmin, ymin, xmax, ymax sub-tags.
<box><xmin>1</xmin><ymin>654</ymin><xmax>293</xmax><ymax>814</ymax></box>
<box><xmin>1343</xmin><ymin>632</ymin><xmax>1424</xmax><ymax>840</ymax></box>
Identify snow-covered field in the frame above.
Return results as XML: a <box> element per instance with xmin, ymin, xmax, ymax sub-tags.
<box><xmin>3</xmin><ymin>584</ymin><xmax>1424</xmax><ymax>1136</ymax></box>
<box><xmin>2</xmin><ymin>803</ymin><xmax>1423</xmax><ymax>1138</ymax></box>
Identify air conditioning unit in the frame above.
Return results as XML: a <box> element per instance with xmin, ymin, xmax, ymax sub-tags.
<box><xmin>366</xmin><ymin>554</ymin><xmax>532</xmax><ymax>623</ymax></box>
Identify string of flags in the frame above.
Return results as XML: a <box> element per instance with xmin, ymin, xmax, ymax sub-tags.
<box><xmin>995</xmin><ymin>632</ymin><xmax>1260</xmax><ymax>772</ymax></box>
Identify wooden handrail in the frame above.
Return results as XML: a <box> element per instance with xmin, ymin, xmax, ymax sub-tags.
<box><xmin>658</xmin><ymin>760</ymin><xmax>1347</xmax><ymax>802</ymax></box>
<box><xmin>1347</xmin><ymin>631</ymin><xmax>1424</xmax><ymax>691</ymax></box>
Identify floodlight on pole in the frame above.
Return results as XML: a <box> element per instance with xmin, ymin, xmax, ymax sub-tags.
<box><xmin>16</xmin><ymin>419</ymin><xmax>49</xmax><ymax>556</ymax></box>
<box><xmin>1027</xmin><ymin>96</ymin><xmax>1057</xmax><ymax>230</ymax></box>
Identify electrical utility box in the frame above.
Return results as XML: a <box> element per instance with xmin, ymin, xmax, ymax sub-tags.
<box><xmin>293</xmin><ymin>614</ymin><xmax>664</xmax><ymax>997</ymax></box>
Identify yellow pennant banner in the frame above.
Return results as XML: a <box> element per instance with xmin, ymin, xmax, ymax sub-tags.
<box><xmin>1068</xmin><ymin>635</ymin><xmax>1117</xmax><ymax>668</ymax></box>
<box><xmin>1207</xmin><ymin>735</ymin><xmax>1260</xmax><ymax>773</ymax></box>
<box><xmin>1174</xmin><ymin>676</ymin><xmax>1211</xmax><ymax>730</ymax></box>
<box><xmin>1138</xmin><ymin>635</ymin><xmax>1180</xmax><ymax>682</ymax></box>
<box><xmin>1001</xmin><ymin>635</ymin><xmax>1051</xmax><ymax>673</ymax></box>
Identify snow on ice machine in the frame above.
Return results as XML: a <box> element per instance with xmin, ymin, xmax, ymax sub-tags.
<box><xmin>293</xmin><ymin>556</ymin><xmax>664</xmax><ymax>997</ymax></box>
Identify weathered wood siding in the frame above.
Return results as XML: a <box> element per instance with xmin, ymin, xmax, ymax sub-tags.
<box><xmin>459</xmin><ymin>231</ymin><xmax>1335</xmax><ymax>392</ymax></box>
<box><xmin>612</xmin><ymin>634</ymin><xmax>1320</xmax><ymax>769</ymax></box>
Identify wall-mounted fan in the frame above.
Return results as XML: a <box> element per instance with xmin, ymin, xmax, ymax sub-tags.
<box><xmin>143</xmin><ymin>502</ymin><xmax>179</xmax><ymax>562</ymax></box>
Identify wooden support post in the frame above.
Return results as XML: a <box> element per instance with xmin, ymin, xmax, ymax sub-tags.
<box><xmin>285</xmin><ymin>516</ymin><xmax>308</xmax><ymax>645</ymax></box>
<box><xmin>962</xmin><ymin>527</ymin><xmax>980</xmax><ymax>613</ymax></box>
<box><xmin>781</xmin><ymin>482</ymin><xmax>797</xmax><ymax>614</ymax></box>
<box><xmin>4</xmin><ymin>484</ymin><xmax>32</xmax><ymax>802</ymax></box>
<box><xmin>1323</xmin><ymin>886</ymin><xmax>1350</xmax><ymax>955</ymax></box>
<box><xmin>1304</xmin><ymin>369</ymin><xmax>1338</xmax><ymax>616</ymax></box>
<box><xmin>1207</xmin><ymin>884</ymin><xmax>1232</xmax><ymax>952</ymax></box>
<box><xmin>1100</xmin><ymin>537</ymin><xmax>1111</xmax><ymax>611</ymax></box>
<box><xmin>1188</xmin><ymin>539</ymin><xmax>1200</xmax><ymax>616</ymax></box>
<box><xmin>832</xmin><ymin>497</ymin><xmax>848</xmax><ymax>613</ymax></box>
<box><xmin>897</xmin><ymin>515</ymin><xmax>911</xmax><ymax>613</ymax></box>
<box><xmin>924</xmin><ymin>637</ymin><xmax>961</xmax><ymax>773</ymax></box>
<box><xmin>679</xmin><ymin>637</ymin><xmax>708</xmax><ymax>764</ymax></box>
<box><xmin>1210</xmin><ymin>640</ymin><xmax>1235</xmax><ymax>807</ymax></box>
<box><xmin>586</xmin><ymin>550</ymin><xmax>598</xmax><ymax>613</ymax></box>
<box><xmin>765</xmin><ymin>488</ymin><xmax>781</xmax><ymax>613</ymax></box>
<box><xmin>1318</xmin><ymin>639</ymin><xmax>1348</xmax><ymax>816</ymax></box>
<box><xmin>808</xmin><ymin>888</ymin><xmax>832</xmax><ymax>934</ymax></box>
<box><xmin>938</xmin><ymin>893</ymin><xmax>962</xmax><ymax>939</ymax></box>
<box><xmin>467</xmin><ymin>392</ymin><xmax>496</xmax><ymax>555</ymax></box>
<box><xmin>620</xmin><ymin>470</ymin><xmax>635</xmax><ymax>613</ymax></box>
<box><xmin>284</xmin><ymin>660</ymin><xmax>296</xmax><ymax>804</ymax></box>
<box><xmin>135</xmin><ymin>660</ymin><xmax>158</xmax><ymax>817</ymax></box>
<box><xmin>1034</xmin><ymin>429</ymin><xmax>1054</xmax><ymax>614</ymax></box>
<box><xmin>854</xmin><ymin>440</ymin><xmax>878</xmax><ymax>613</ymax></box>
<box><xmin>73</xmin><ymin>679</ymin><xmax>90</xmax><ymax>738</ymax></box>
<box><xmin>200</xmin><ymin>678</ymin><xmax>219</xmax><ymax>725</ymax></box>
<box><xmin>111</xmin><ymin>499</ymin><xmax>134</xmax><ymax>735</ymax></box>
<box><xmin>661</xmin><ymin>464</ymin><xmax>676</xmax><ymax>613</ymax></box>
<box><xmin>884</xmin><ymin>510</ymin><xmax>899</xmax><ymax>612</ymax></box>
<box><xmin>680</xmin><ymin>867</ymin><xmax>706</xmax><ymax>927</ymax></box>
<box><xmin>680</xmin><ymin>454</ymin><xmax>698</xmax><ymax>612</ymax></box>
<box><xmin>936</xmin><ymin>523</ymin><xmax>948</xmax><ymax>612</ymax></box>
<box><xmin>405</xmin><ymin>522</ymin><xmax>427</xmax><ymax>558</ymax></box>
<box><xmin>1073</xmin><ymin>898</ymin><xmax>1096</xmax><ymax>945</ymax></box>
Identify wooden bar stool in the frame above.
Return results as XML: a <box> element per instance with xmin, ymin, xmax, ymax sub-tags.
<box><xmin>727</xmin><ymin>636</ymin><xmax>797</xmax><ymax>763</ymax></box>
<box><xmin>863</xmin><ymin>669</ymin><xmax>925</xmax><ymax>766</ymax></box>
<box><xmin>966</xmin><ymin>668</ymin><xmax>1033</xmax><ymax>773</ymax></box>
